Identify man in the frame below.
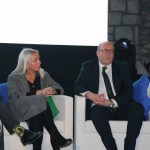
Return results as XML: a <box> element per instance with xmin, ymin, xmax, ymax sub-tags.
<box><xmin>74</xmin><ymin>41</ymin><xmax>144</xmax><ymax>150</ymax></box>
<box><xmin>0</xmin><ymin>95</ymin><xmax>42</xmax><ymax>147</ymax></box>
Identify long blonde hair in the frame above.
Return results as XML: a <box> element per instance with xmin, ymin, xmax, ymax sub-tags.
<box><xmin>12</xmin><ymin>48</ymin><xmax>45</xmax><ymax>78</ymax></box>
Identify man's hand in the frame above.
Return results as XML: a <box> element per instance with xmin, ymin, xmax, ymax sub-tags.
<box><xmin>85</xmin><ymin>92</ymin><xmax>114</xmax><ymax>107</ymax></box>
<box><xmin>85</xmin><ymin>92</ymin><xmax>104</xmax><ymax>105</ymax></box>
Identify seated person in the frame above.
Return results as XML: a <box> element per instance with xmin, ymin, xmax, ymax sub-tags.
<box><xmin>7</xmin><ymin>48</ymin><xmax>72</xmax><ymax>150</ymax></box>
<box><xmin>0</xmin><ymin>95</ymin><xmax>42</xmax><ymax>146</ymax></box>
<box><xmin>73</xmin><ymin>41</ymin><xmax>144</xmax><ymax>150</ymax></box>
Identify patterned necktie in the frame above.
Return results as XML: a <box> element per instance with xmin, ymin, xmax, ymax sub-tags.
<box><xmin>102</xmin><ymin>67</ymin><xmax>114</xmax><ymax>99</ymax></box>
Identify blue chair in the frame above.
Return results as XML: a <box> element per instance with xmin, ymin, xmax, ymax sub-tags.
<box><xmin>0</xmin><ymin>83</ymin><xmax>8</xmax><ymax>106</ymax></box>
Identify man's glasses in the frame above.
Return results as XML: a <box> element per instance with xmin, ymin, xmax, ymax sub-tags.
<box><xmin>99</xmin><ymin>49</ymin><xmax>114</xmax><ymax>54</ymax></box>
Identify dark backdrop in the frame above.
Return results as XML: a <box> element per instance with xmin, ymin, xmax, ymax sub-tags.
<box><xmin>0</xmin><ymin>43</ymin><xmax>97</xmax><ymax>96</ymax></box>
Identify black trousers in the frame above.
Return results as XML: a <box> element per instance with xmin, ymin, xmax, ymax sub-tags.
<box><xmin>90</xmin><ymin>102</ymin><xmax>144</xmax><ymax>150</ymax></box>
<box><xmin>0</xmin><ymin>101</ymin><xmax>19</xmax><ymax>135</ymax></box>
<box><xmin>27</xmin><ymin>103</ymin><xmax>64</xmax><ymax>150</ymax></box>
<box><xmin>0</xmin><ymin>97</ymin><xmax>19</xmax><ymax>150</ymax></box>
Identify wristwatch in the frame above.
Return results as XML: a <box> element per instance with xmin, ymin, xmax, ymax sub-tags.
<box><xmin>109</xmin><ymin>100</ymin><xmax>116</xmax><ymax>112</ymax></box>
<box><xmin>109</xmin><ymin>100</ymin><xmax>114</xmax><ymax>108</ymax></box>
<box><xmin>109</xmin><ymin>104</ymin><xmax>113</xmax><ymax>108</ymax></box>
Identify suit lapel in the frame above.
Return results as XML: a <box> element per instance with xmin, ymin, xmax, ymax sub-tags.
<box><xmin>92</xmin><ymin>61</ymin><xmax>99</xmax><ymax>93</ymax></box>
<box><xmin>112</xmin><ymin>62</ymin><xmax>119</xmax><ymax>91</ymax></box>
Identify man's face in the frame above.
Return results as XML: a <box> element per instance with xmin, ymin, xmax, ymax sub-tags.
<box><xmin>96</xmin><ymin>42</ymin><xmax>114</xmax><ymax>66</ymax></box>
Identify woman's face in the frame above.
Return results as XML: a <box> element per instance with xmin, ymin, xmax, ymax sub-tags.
<box><xmin>27</xmin><ymin>52</ymin><xmax>41</xmax><ymax>73</ymax></box>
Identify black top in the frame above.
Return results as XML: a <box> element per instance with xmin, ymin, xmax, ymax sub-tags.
<box><xmin>26</xmin><ymin>74</ymin><xmax>41</xmax><ymax>96</ymax></box>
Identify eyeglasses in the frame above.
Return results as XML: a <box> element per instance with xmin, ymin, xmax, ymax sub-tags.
<box><xmin>99</xmin><ymin>49</ymin><xmax>114</xmax><ymax>54</ymax></box>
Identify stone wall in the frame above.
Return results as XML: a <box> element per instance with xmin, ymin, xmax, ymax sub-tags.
<box><xmin>140</xmin><ymin>0</ymin><xmax>150</xmax><ymax>63</ymax></box>
<box><xmin>108</xmin><ymin>0</ymin><xmax>150</xmax><ymax>64</ymax></box>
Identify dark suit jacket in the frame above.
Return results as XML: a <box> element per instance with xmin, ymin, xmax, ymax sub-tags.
<box><xmin>74</xmin><ymin>59</ymin><xmax>134</xmax><ymax>119</ymax></box>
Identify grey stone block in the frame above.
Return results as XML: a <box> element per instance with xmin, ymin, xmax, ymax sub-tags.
<box><xmin>109</xmin><ymin>13</ymin><xmax>122</xmax><ymax>25</ymax></box>
<box><xmin>115</xmin><ymin>26</ymin><xmax>133</xmax><ymax>40</ymax></box>
<box><xmin>128</xmin><ymin>0</ymin><xmax>140</xmax><ymax>13</ymax></box>
<box><xmin>123</xmin><ymin>15</ymin><xmax>139</xmax><ymax>25</ymax></box>
<box><xmin>110</xmin><ymin>0</ymin><xmax>126</xmax><ymax>11</ymax></box>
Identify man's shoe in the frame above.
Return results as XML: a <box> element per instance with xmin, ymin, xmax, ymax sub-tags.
<box><xmin>20</xmin><ymin>129</ymin><xmax>43</xmax><ymax>145</ymax></box>
<box><xmin>60</xmin><ymin>138</ymin><xmax>73</xmax><ymax>148</ymax></box>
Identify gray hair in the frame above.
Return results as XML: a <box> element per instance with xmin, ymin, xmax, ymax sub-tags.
<box><xmin>97</xmin><ymin>41</ymin><xmax>114</xmax><ymax>51</ymax></box>
<box><xmin>12</xmin><ymin>48</ymin><xmax>45</xmax><ymax>78</ymax></box>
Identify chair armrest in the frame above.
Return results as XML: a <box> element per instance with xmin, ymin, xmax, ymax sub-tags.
<box><xmin>52</xmin><ymin>95</ymin><xmax>73</xmax><ymax>138</ymax></box>
<box><xmin>74</xmin><ymin>95</ymin><xmax>87</xmax><ymax>149</ymax></box>
<box><xmin>52</xmin><ymin>95</ymin><xmax>73</xmax><ymax>120</ymax></box>
<box><xmin>74</xmin><ymin>95</ymin><xmax>86</xmax><ymax>124</ymax></box>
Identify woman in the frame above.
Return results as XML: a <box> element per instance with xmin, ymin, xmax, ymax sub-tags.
<box><xmin>7</xmin><ymin>48</ymin><xmax>72</xmax><ymax>150</ymax></box>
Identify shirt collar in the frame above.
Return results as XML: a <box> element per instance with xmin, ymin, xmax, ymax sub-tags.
<box><xmin>98</xmin><ymin>61</ymin><xmax>112</xmax><ymax>71</ymax></box>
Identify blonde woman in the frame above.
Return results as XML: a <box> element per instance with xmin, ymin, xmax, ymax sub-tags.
<box><xmin>7</xmin><ymin>48</ymin><xmax>72</xmax><ymax>150</ymax></box>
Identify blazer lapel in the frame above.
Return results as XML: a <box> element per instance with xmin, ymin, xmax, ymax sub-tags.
<box><xmin>17</xmin><ymin>74</ymin><xmax>30</xmax><ymax>92</ymax></box>
<box><xmin>92</xmin><ymin>61</ymin><xmax>99</xmax><ymax>93</ymax></box>
<box><xmin>112</xmin><ymin>62</ymin><xmax>119</xmax><ymax>91</ymax></box>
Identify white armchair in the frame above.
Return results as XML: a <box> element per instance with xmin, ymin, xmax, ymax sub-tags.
<box><xmin>4</xmin><ymin>95</ymin><xmax>73</xmax><ymax>150</ymax></box>
<box><xmin>74</xmin><ymin>95</ymin><xmax>150</xmax><ymax>150</ymax></box>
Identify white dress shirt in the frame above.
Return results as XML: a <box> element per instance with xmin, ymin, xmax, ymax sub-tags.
<box><xmin>81</xmin><ymin>61</ymin><xmax>118</xmax><ymax>107</ymax></box>
<box><xmin>98</xmin><ymin>62</ymin><xmax>118</xmax><ymax>107</ymax></box>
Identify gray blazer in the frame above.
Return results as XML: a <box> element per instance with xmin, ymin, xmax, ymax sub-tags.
<box><xmin>7</xmin><ymin>71</ymin><xmax>64</xmax><ymax>122</ymax></box>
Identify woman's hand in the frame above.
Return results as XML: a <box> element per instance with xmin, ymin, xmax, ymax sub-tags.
<box><xmin>44</xmin><ymin>87</ymin><xmax>56</xmax><ymax>96</ymax></box>
<box><xmin>36</xmin><ymin>87</ymin><xmax>56</xmax><ymax>97</ymax></box>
